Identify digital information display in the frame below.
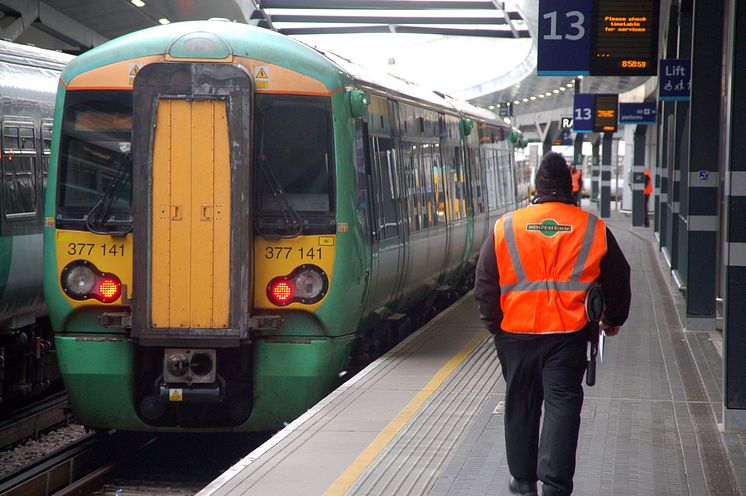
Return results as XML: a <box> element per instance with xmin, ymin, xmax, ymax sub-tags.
<box><xmin>538</xmin><ymin>0</ymin><xmax>659</xmax><ymax>76</ymax></box>
<box><xmin>573</xmin><ymin>93</ymin><xmax>618</xmax><ymax>133</ymax></box>
<box><xmin>594</xmin><ymin>94</ymin><xmax>619</xmax><ymax>132</ymax></box>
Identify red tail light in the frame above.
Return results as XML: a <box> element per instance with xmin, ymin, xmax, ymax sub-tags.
<box><xmin>97</xmin><ymin>278</ymin><xmax>122</xmax><ymax>303</ymax></box>
<box><xmin>269</xmin><ymin>280</ymin><xmax>293</xmax><ymax>305</ymax></box>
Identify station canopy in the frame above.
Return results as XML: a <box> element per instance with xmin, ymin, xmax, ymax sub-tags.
<box><xmin>1</xmin><ymin>0</ymin><xmax>649</xmax><ymax>113</ymax></box>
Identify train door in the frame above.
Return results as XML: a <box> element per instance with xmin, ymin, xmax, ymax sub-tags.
<box><xmin>389</xmin><ymin>100</ymin><xmax>409</xmax><ymax>307</ymax></box>
<box><xmin>131</xmin><ymin>63</ymin><xmax>252</xmax><ymax>344</ymax></box>
<box><xmin>364</xmin><ymin>97</ymin><xmax>406</xmax><ymax>314</ymax></box>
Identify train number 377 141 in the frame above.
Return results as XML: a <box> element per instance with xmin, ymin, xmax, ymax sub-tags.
<box><xmin>67</xmin><ymin>243</ymin><xmax>126</xmax><ymax>257</ymax></box>
<box><xmin>264</xmin><ymin>246</ymin><xmax>323</xmax><ymax>260</ymax></box>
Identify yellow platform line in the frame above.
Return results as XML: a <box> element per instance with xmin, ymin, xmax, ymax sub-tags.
<box><xmin>323</xmin><ymin>330</ymin><xmax>489</xmax><ymax>496</ymax></box>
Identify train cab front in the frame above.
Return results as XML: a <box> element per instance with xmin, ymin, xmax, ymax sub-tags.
<box><xmin>46</xmin><ymin>25</ymin><xmax>353</xmax><ymax>432</ymax></box>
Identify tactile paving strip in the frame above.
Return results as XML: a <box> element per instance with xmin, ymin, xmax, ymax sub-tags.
<box><xmin>347</xmin><ymin>336</ymin><xmax>500</xmax><ymax>495</ymax></box>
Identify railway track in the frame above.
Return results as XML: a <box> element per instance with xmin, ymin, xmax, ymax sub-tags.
<box><xmin>0</xmin><ymin>431</ymin><xmax>270</xmax><ymax>496</ymax></box>
<box><xmin>0</xmin><ymin>431</ymin><xmax>118</xmax><ymax>496</ymax></box>
<box><xmin>0</xmin><ymin>392</ymin><xmax>71</xmax><ymax>451</ymax></box>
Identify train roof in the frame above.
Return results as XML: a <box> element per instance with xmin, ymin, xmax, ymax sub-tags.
<box><xmin>60</xmin><ymin>20</ymin><xmax>504</xmax><ymax>128</ymax></box>
<box><xmin>0</xmin><ymin>40</ymin><xmax>73</xmax><ymax>71</ymax></box>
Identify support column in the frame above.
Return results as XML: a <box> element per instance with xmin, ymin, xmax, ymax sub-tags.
<box><xmin>658</xmin><ymin>2</ymin><xmax>679</xmax><ymax>249</ymax></box>
<box><xmin>658</xmin><ymin>102</ymin><xmax>672</xmax><ymax>244</ymax></box>
<box><xmin>666</xmin><ymin>2</ymin><xmax>693</xmax><ymax>274</ymax></box>
<box><xmin>684</xmin><ymin>0</ymin><xmax>724</xmax><ymax>331</ymax></box>
<box><xmin>591</xmin><ymin>135</ymin><xmax>600</xmax><ymax>202</ymax></box>
<box><xmin>573</xmin><ymin>133</ymin><xmax>584</xmax><ymax>165</ymax></box>
<box><xmin>723</xmin><ymin>0</ymin><xmax>746</xmax><ymax>429</ymax></box>
<box><xmin>632</xmin><ymin>125</ymin><xmax>647</xmax><ymax>226</ymax></box>
<box><xmin>600</xmin><ymin>132</ymin><xmax>613</xmax><ymax>218</ymax></box>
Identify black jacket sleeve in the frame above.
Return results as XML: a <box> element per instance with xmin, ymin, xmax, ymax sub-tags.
<box><xmin>474</xmin><ymin>231</ymin><xmax>502</xmax><ymax>334</ymax></box>
<box><xmin>598</xmin><ymin>228</ymin><xmax>631</xmax><ymax>326</ymax></box>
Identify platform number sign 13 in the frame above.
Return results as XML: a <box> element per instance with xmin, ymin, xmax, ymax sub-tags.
<box><xmin>573</xmin><ymin>94</ymin><xmax>595</xmax><ymax>133</ymax></box>
<box><xmin>538</xmin><ymin>0</ymin><xmax>592</xmax><ymax>75</ymax></box>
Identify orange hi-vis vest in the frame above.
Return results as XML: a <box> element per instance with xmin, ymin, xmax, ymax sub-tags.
<box><xmin>571</xmin><ymin>170</ymin><xmax>582</xmax><ymax>193</ymax></box>
<box><xmin>643</xmin><ymin>169</ymin><xmax>652</xmax><ymax>195</ymax></box>
<box><xmin>493</xmin><ymin>202</ymin><xmax>608</xmax><ymax>334</ymax></box>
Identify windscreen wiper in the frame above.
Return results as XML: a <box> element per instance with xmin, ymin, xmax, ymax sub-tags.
<box><xmin>85</xmin><ymin>152</ymin><xmax>133</xmax><ymax>236</ymax></box>
<box><xmin>257</xmin><ymin>153</ymin><xmax>304</xmax><ymax>239</ymax></box>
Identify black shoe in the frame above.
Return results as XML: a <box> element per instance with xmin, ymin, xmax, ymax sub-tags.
<box><xmin>508</xmin><ymin>476</ymin><xmax>538</xmax><ymax>496</ymax></box>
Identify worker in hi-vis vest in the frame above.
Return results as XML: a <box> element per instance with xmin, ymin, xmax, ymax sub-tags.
<box><xmin>475</xmin><ymin>152</ymin><xmax>631</xmax><ymax>496</ymax></box>
<box><xmin>570</xmin><ymin>162</ymin><xmax>582</xmax><ymax>206</ymax></box>
<box><xmin>643</xmin><ymin>168</ymin><xmax>652</xmax><ymax>227</ymax></box>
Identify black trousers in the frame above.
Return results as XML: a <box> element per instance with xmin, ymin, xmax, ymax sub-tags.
<box><xmin>494</xmin><ymin>329</ymin><xmax>588</xmax><ymax>496</ymax></box>
<box><xmin>644</xmin><ymin>193</ymin><xmax>650</xmax><ymax>227</ymax></box>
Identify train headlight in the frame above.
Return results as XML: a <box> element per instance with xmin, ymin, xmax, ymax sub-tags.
<box><xmin>294</xmin><ymin>268</ymin><xmax>324</xmax><ymax>299</ymax></box>
<box><xmin>61</xmin><ymin>260</ymin><xmax>123</xmax><ymax>303</ymax></box>
<box><xmin>266</xmin><ymin>265</ymin><xmax>328</xmax><ymax>306</ymax></box>
<box><xmin>64</xmin><ymin>264</ymin><xmax>96</xmax><ymax>296</ymax></box>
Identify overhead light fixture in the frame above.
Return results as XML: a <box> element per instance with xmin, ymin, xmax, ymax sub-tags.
<box><xmin>513</xmin><ymin>100</ymin><xmax>520</xmax><ymax>104</ymax></box>
<box><xmin>522</xmin><ymin>98</ymin><xmax>528</xmax><ymax>102</ymax></box>
<box><xmin>158</xmin><ymin>18</ymin><xmax>170</xmax><ymax>24</ymax></box>
<box><xmin>559</xmin><ymin>87</ymin><xmax>567</xmax><ymax>91</ymax></box>
<box><xmin>538</xmin><ymin>94</ymin><xmax>545</xmax><ymax>98</ymax></box>
<box><xmin>530</xmin><ymin>96</ymin><xmax>537</xmax><ymax>100</ymax></box>
<box><xmin>503</xmin><ymin>117</ymin><xmax>512</xmax><ymax>124</ymax></box>
<box><xmin>553</xmin><ymin>89</ymin><xmax>560</xmax><ymax>94</ymax></box>
<box><xmin>545</xmin><ymin>92</ymin><xmax>552</xmax><ymax>96</ymax></box>
<box><xmin>131</xmin><ymin>0</ymin><xmax>145</xmax><ymax>6</ymax></box>
<box><xmin>488</xmin><ymin>105</ymin><xmax>495</xmax><ymax>109</ymax></box>
<box><xmin>578</xmin><ymin>75</ymin><xmax>584</xmax><ymax>79</ymax></box>
<box><xmin>566</xmin><ymin>83</ymin><xmax>574</xmax><ymax>88</ymax></box>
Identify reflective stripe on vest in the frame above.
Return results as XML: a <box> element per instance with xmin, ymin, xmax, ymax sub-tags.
<box><xmin>494</xmin><ymin>203</ymin><xmax>607</xmax><ymax>334</ymax></box>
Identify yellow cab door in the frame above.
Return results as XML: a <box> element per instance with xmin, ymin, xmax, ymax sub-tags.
<box><xmin>131</xmin><ymin>62</ymin><xmax>252</xmax><ymax>342</ymax></box>
<box><xmin>150</xmin><ymin>98</ymin><xmax>230</xmax><ymax>329</ymax></box>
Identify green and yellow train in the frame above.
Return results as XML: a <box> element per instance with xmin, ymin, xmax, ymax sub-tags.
<box><xmin>44</xmin><ymin>20</ymin><xmax>528</xmax><ymax>431</ymax></box>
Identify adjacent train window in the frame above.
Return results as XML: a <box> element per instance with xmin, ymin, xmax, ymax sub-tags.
<box><xmin>255</xmin><ymin>95</ymin><xmax>334</xmax><ymax>219</ymax></box>
<box><xmin>57</xmin><ymin>90</ymin><xmax>133</xmax><ymax>225</ymax></box>
<box><xmin>41</xmin><ymin>120</ymin><xmax>53</xmax><ymax>193</ymax></box>
<box><xmin>2</xmin><ymin>121</ymin><xmax>37</xmax><ymax>217</ymax></box>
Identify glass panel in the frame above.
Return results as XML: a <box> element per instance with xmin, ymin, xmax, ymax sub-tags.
<box><xmin>3</xmin><ymin>126</ymin><xmax>18</xmax><ymax>151</ymax></box>
<box><xmin>2</xmin><ymin>155</ymin><xmax>35</xmax><ymax>215</ymax></box>
<box><xmin>255</xmin><ymin>94</ymin><xmax>333</xmax><ymax>213</ymax></box>
<box><xmin>58</xmin><ymin>91</ymin><xmax>132</xmax><ymax>219</ymax></box>
<box><xmin>42</xmin><ymin>123</ymin><xmax>53</xmax><ymax>152</ymax></box>
<box><xmin>20</xmin><ymin>126</ymin><xmax>35</xmax><ymax>150</ymax></box>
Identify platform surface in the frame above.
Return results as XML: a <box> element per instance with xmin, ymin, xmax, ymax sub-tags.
<box><xmin>198</xmin><ymin>208</ymin><xmax>746</xmax><ymax>496</ymax></box>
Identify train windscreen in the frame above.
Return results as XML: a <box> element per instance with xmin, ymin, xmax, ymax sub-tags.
<box><xmin>254</xmin><ymin>94</ymin><xmax>335</xmax><ymax>234</ymax></box>
<box><xmin>57</xmin><ymin>90</ymin><xmax>133</xmax><ymax>228</ymax></box>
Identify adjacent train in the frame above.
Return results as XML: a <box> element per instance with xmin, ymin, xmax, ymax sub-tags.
<box><xmin>44</xmin><ymin>20</ymin><xmax>528</xmax><ymax>432</ymax></box>
<box><xmin>0</xmin><ymin>41</ymin><xmax>73</xmax><ymax>409</ymax></box>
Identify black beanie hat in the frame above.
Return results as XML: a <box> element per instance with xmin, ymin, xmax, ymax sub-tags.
<box><xmin>535</xmin><ymin>152</ymin><xmax>572</xmax><ymax>197</ymax></box>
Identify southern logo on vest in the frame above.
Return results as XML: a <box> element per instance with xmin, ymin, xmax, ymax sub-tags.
<box><xmin>526</xmin><ymin>219</ymin><xmax>573</xmax><ymax>237</ymax></box>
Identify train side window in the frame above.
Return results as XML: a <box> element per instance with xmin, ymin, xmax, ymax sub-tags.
<box><xmin>20</xmin><ymin>126</ymin><xmax>35</xmax><ymax>150</ymax></box>
<box><xmin>469</xmin><ymin>146</ymin><xmax>485</xmax><ymax>214</ymax></box>
<box><xmin>418</xmin><ymin>145</ymin><xmax>433</xmax><ymax>229</ymax></box>
<box><xmin>2</xmin><ymin>122</ymin><xmax>37</xmax><ymax>217</ymax></box>
<box><xmin>401</xmin><ymin>141</ymin><xmax>421</xmax><ymax>232</ymax></box>
<box><xmin>41</xmin><ymin>120</ymin><xmax>53</xmax><ymax>192</ymax></box>
<box><xmin>433</xmin><ymin>153</ymin><xmax>446</xmax><ymax>224</ymax></box>
<box><xmin>371</xmin><ymin>135</ymin><xmax>399</xmax><ymax>240</ymax></box>
<box><xmin>485</xmin><ymin>147</ymin><xmax>498</xmax><ymax>210</ymax></box>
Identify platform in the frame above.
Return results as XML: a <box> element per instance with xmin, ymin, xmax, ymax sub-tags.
<box><xmin>197</xmin><ymin>209</ymin><xmax>746</xmax><ymax>496</ymax></box>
